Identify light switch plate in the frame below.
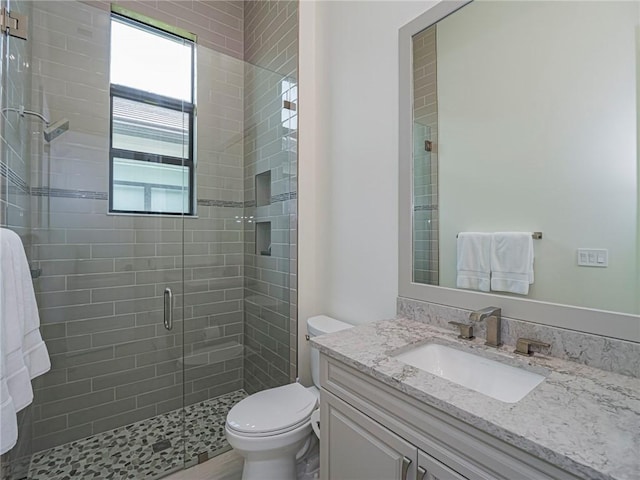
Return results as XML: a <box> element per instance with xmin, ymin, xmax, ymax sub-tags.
<box><xmin>577</xmin><ymin>248</ymin><xmax>608</xmax><ymax>267</ymax></box>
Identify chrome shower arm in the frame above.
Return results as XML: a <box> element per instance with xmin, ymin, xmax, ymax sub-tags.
<box><xmin>1</xmin><ymin>105</ymin><xmax>50</xmax><ymax>125</ymax></box>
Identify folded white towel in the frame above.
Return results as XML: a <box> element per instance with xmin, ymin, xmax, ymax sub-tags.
<box><xmin>456</xmin><ymin>233</ymin><xmax>492</xmax><ymax>292</ymax></box>
<box><xmin>490</xmin><ymin>232</ymin><xmax>534</xmax><ymax>295</ymax></box>
<box><xmin>0</xmin><ymin>228</ymin><xmax>50</xmax><ymax>454</ymax></box>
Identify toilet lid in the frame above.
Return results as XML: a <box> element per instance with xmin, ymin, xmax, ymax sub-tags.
<box><xmin>226</xmin><ymin>383</ymin><xmax>317</xmax><ymax>436</ymax></box>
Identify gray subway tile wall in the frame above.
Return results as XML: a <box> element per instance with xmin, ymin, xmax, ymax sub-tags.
<box><xmin>243</xmin><ymin>0</ymin><xmax>298</xmax><ymax>392</ymax></box>
<box><xmin>85</xmin><ymin>0</ymin><xmax>244</xmax><ymax>61</ymax></box>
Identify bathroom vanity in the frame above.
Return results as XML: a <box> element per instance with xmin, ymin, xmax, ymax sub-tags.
<box><xmin>312</xmin><ymin>318</ymin><xmax>640</xmax><ymax>480</ymax></box>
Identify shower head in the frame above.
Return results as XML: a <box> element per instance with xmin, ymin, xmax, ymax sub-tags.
<box><xmin>43</xmin><ymin>118</ymin><xmax>69</xmax><ymax>142</ymax></box>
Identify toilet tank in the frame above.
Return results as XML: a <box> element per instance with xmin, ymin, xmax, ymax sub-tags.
<box><xmin>307</xmin><ymin>315</ymin><xmax>353</xmax><ymax>388</ymax></box>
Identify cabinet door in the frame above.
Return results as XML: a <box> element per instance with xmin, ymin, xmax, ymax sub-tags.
<box><xmin>417</xmin><ymin>450</ymin><xmax>469</xmax><ymax>480</ymax></box>
<box><xmin>322</xmin><ymin>392</ymin><xmax>417</xmax><ymax>480</ymax></box>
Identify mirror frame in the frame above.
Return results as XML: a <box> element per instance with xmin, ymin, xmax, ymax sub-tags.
<box><xmin>398</xmin><ymin>0</ymin><xmax>640</xmax><ymax>343</ymax></box>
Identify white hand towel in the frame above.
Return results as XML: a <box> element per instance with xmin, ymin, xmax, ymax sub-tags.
<box><xmin>490</xmin><ymin>232</ymin><xmax>534</xmax><ymax>295</ymax></box>
<box><xmin>456</xmin><ymin>233</ymin><xmax>491</xmax><ymax>292</ymax></box>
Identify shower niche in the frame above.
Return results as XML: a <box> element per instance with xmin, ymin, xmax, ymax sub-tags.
<box><xmin>255</xmin><ymin>170</ymin><xmax>271</xmax><ymax>207</ymax></box>
<box><xmin>255</xmin><ymin>221</ymin><xmax>271</xmax><ymax>256</ymax></box>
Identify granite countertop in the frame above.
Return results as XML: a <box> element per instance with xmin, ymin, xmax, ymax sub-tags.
<box><xmin>311</xmin><ymin>317</ymin><xmax>640</xmax><ymax>480</ymax></box>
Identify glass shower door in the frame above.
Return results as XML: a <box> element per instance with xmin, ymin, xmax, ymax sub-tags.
<box><xmin>1</xmin><ymin>0</ymin><xmax>37</xmax><ymax>479</ymax></box>
<box><xmin>23</xmin><ymin>2</ymin><xmax>190</xmax><ymax>478</ymax></box>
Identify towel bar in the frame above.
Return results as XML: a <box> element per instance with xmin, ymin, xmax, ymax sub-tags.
<box><xmin>456</xmin><ymin>232</ymin><xmax>542</xmax><ymax>239</ymax></box>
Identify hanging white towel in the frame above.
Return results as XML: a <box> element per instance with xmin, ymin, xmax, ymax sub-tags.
<box><xmin>0</xmin><ymin>322</ymin><xmax>18</xmax><ymax>455</ymax></box>
<box><xmin>12</xmin><ymin>235</ymin><xmax>50</xmax><ymax>381</ymax></box>
<box><xmin>490</xmin><ymin>232</ymin><xmax>534</xmax><ymax>295</ymax></box>
<box><xmin>1</xmin><ymin>229</ymin><xmax>32</xmax><ymax>412</ymax></box>
<box><xmin>456</xmin><ymin>233</ymin><xmax>492</xmax><ymax>292</ymax></box>
<box><xmin>0</xmin><ymin>228</ymin><xmax>50</xmax><ymax>454</ymax></box>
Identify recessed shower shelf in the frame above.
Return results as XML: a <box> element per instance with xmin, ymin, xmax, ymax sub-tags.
<box><xmin>256</xmin><ymin>221</ymin><xmax>271</xmax><ymax>256</ymax></box>
<box><xmin>255</xmin><ymin>170</ymin><xmax>271</xmax><ymax>207</ymax></box>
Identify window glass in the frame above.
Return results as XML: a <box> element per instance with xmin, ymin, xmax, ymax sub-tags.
<box><xmin>110</xmin><ymin>18</ymin><xmax>192</xmax><ymax>102</ymax></box>
<box><xmin>113</xmin><ymin>158</ymin><xmax>189</xmax><ymax>214</ymax></box>
<box><xmin>112</xmin><ymin>184</ymin><xmax>146</xmax><ymax>211</ymax></box>
<box><xmin>112</xmin><ymin>96</ymin><xmax>189</xmax><ymax>158</ymax></box>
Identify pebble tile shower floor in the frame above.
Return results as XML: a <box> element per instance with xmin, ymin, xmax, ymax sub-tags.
<box><xmin>26</xmin><ymin>390</ymin><xmax>247</xmax><ymax>480</ymax></box>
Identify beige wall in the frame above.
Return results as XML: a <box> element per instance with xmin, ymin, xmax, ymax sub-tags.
<box><xmin>298</xmin><ymin>1</ymin><xmax>438</xmax><ymax>385</ymax></box>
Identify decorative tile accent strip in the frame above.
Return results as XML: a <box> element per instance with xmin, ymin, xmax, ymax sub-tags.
<box><xmin>26</xmin><ymin>390</ymin><xmax>247</xmax><ymax>480</ymax></box>
<box><xmin>31</xmin><ymin>187</ymin><xmax>108</xmax><ymax>200</ymax></box>
<box><xmin>414</xmin><ymin>204</ymin><xmax>438</xmax><ymax>211</ymax></box>
<box><xmin>197</xmin><ymin>199</ymin><xmax>244</xmax><ymax>208</ymax></box>
<box><xmin>24</xmin><ymin>191</ymin><xmax>299</xmax><ymax>207</ymax></box>
<box><xmin>271</xmin><ymin>191</ymin><xmax>297</xmax><ymax>203</ymax></box>
<box><xmin>397</xmin><ymin>297</ymin><xmax>640</xmax><ymax>378</ymax></box>
<box><xmin>0</xmin><ymin>162</ymin><xmax>30</xmax><ymax>194</ymax></box>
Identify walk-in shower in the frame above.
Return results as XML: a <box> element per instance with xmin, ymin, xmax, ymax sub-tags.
<box><xmin>0</xmin><ymin>1</ymin><xmax>298</xmax><ymax>478</ymax></box>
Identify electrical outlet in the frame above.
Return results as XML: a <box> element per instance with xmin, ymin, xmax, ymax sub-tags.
<box><xmin>577</xmin><ymin>248</ymin><xmax>608</xmax><ymax>267</ymax></box>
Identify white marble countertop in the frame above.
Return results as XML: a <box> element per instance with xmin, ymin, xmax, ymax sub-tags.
<box><xmin>311</xmin><ymin>317</ymin><xmax>640</xmax><ymax>480</ymax></box>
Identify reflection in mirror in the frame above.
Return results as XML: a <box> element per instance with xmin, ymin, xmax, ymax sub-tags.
<box><xmin>411</xmin><ymin>1</ymin><xmax>639</xmax><ymax>315</ymax></box>
<box><xmin>413</xmin><ymin>25</ymin><xmax>439</xmax><ymax>286</ymax></box>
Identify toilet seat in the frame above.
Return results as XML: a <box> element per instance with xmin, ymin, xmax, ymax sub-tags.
<box><xmin>226</xmin><ymin>383</ymin><xmax>317</xmax><ymax>437</ymax></box>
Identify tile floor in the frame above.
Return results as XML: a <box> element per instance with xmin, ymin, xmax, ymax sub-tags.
<box><xmin>24</xmin><ymin>390</ymin><xmax>246</xmax><ymax>480</ymax></box>
<box><xmin>164</xmin><ymin>450</ymin><xmax>243</xmax><ymax>480</ymax></box>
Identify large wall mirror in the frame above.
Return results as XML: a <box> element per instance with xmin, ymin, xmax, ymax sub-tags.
<box><xmin>399</xmin><ymin>0</ymin><xmax>640</xmax><ymax>342</ymax></box>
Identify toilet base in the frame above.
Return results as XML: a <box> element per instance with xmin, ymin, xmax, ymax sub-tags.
<box><xmin>242</xmin><ymin>456</ymin><xmax>297</xmax><ymax>480</ymax></box>
<box><xmin>226</xmin><ymin>422</ymin><xmax>313</xmax><ymax>480</ymax></box>
<box><xmin>296</xmin><ymin>435</ymin><xmax>319</xmax><ymax>480</ymax></box>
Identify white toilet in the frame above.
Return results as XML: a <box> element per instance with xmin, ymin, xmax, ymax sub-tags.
<box><xmin>225</xmin><ymin>315</ymin><xmax>353</xmax><ymax>480</ymax></box>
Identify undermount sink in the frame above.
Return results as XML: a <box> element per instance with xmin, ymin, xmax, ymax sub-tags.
<box><xmin>393</xmin><ymin>343</ymin><xmax>546</xmax><ymax>403</ymax></box>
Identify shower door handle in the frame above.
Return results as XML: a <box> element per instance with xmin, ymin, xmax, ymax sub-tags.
<box><xmin>164</xmin><ymin>288</ymin><xmax>173</xmax><ymax>331</ymax></box>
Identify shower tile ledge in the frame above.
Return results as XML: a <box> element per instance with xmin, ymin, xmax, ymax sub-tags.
<box><xmin>311</xmin><ymin>317</ymin><xmax>640</xmax><ymax>480</ymax></box>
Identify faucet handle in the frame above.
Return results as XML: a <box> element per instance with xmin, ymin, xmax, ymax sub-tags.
<box><xmin>514</xmin><ymin>338</ymin><xmax>551</xmax><ymax>356</ymax></box>
<box><xmin>448</xmin><ymin>321</ymin><xmax>474</xmax><ymax>340</ymax></box>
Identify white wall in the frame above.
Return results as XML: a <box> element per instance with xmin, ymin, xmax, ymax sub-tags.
<box><xmin>298</xmin><ymin>0</ymin><xmax>437</xmax><ymax>383</ymax></box>
<box><xmin>437</xmin><ymin>1</ymin><xmax>638</xmax><ymax>314</ymax></box>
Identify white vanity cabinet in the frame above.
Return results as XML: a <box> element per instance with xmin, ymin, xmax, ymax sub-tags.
<box><xmin>319</xmin><ymin>355</ymin><xmax>583</xmax><ymax>480</ymax></box>
<box><xmin>324</xmin><ymin>391</ymin><xmax>417</xmax><ymax>480</ymax></box>
<box><xmin>324</xmin><ymin>390</ymin><xmax>468</xmax><ymax>480</ymax></box>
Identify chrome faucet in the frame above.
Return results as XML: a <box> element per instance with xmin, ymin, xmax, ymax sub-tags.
<box><xmin>469</xmin><ymin>307</ymin><xmax>502</xmax><ymax>347</ymax></box>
